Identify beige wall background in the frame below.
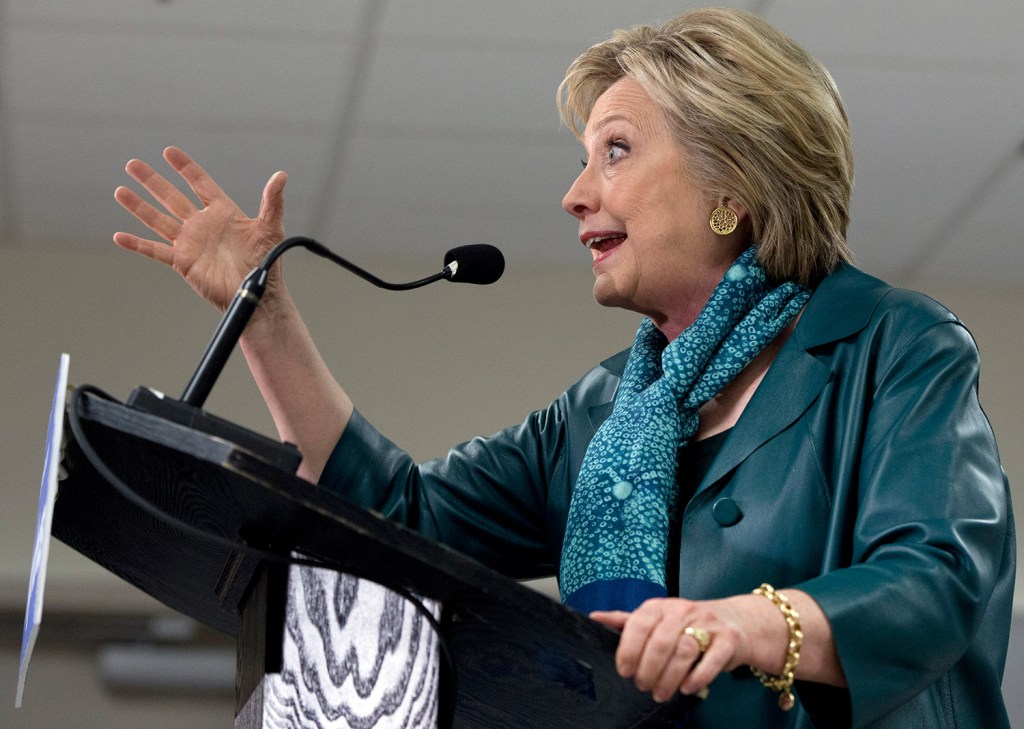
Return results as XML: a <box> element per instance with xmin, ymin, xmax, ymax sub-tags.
<box><xmin>0</xmin><ymin>245</ymin><xmax>1020</xmax><ymax>725</ymax></box>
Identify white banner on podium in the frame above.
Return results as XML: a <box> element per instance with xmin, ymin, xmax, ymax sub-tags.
<box><xmin>16</xmin><ymin>353</ymin><xmax>70</xmax><ymax>708</ymax></box>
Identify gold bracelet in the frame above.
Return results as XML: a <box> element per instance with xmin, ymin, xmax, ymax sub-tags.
<box><xmin>749</xmin><ymin>583</ymin><xmax>802</xmax><ymax>711</ymax></box>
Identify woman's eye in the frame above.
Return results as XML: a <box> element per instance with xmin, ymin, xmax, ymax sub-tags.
<box><xmin>606</xmin><ymin>140</ymin><xmax>629</xmax><ymax>163</ymax></box>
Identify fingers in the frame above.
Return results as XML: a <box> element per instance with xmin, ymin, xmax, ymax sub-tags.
<box><xmin>604</xmin><ymin>598</ymin><xmax>729</xmax><ymax>703</ymax></box>
<box><xmin>114</xmin><ymin>185</ymin><xmax>182</xmax><ymax>243</ymax></box>
<box><xmin>592</xmin><ymin>607</ymin><xmax>704</xmax><ymax>699</ymax></box>
<box><xmin>163</xmin><ymin>146</ymin><xmax>230</xmax><ymax>209</ymax></box>
<box><xmin>628</xmin><ymin>611</ymin><xmax>699</xmax><ymax>695</ymax></box>
<box><xmin>650</xmin><ymin>630</ymin><xmax>705</xmax><ymax>702</ymax></box>
<box><xmin>589</xmin><ymin>610</ymin><xmax>629</xmax><ymax>630</ymax></box>
<box><xmin>681</xmin><ymin>633</ymin><xmax>732</xmax><ymax>696</ymax></box>
<box><xmin>125</xmin><ymin>157</ymin><xmax>198</xmax><ymax>221</ymax></box>
<box><xmin>615</xmin><ymin>602</ymin><xmax>667</xmax><ymax>679</ymax></box>
<box><xmin>113</xmin><ymin>231</ymin><xmax>175</xmax><ymax>267</ymax></box>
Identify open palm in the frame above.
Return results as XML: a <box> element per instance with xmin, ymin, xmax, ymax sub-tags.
<box><xmin>114</xmin><ymin>147</ymin><xmax>287</xmax><ymax>311</ymax></box>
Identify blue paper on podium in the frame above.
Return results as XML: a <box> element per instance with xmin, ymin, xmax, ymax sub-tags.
<box><xmin>16</xmin><ymin>353</ymin><xmax>70</xmax><ymax>708</ymax></box>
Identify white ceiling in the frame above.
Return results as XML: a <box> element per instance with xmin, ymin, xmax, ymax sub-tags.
<box><xmin>2</xmin><ymin>0</ymin><xmax>1022</xmax><ymax>284</ymax></box>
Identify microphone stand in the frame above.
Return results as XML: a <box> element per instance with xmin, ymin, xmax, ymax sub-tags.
<box><xmin>181</xmin><ymin>268</ymin><xmax>268</xmax><ymax>409</ymax></box>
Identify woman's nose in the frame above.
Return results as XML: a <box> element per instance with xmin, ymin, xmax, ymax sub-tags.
<box><xmin>562</xmin><ymin>167</ymin><xmax>598</xmax><ymax>220</ymax></box>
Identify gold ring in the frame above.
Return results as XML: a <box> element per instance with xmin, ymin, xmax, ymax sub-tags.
<box><xmin>683</xmin><ymin>625</ymin><xmax>711</xmax><ymax>653</ymax></box>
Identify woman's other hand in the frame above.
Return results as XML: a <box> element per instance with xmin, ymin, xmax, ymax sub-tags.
<box><xmin>591</xmin><ymin>590</ymin><xmax>844</xmax><ymax>703</ymax></box>
<box><xmin>591</xmin><ymin>596</ymin><xmax>758</xmax><ymax>702</ymax></box>
<box><xmin>113</xmin><ymin>146</ymin><xmax>287</xmax><ymax>312</ymax></box>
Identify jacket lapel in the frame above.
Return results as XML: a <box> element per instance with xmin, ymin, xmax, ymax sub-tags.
<box><xmin>587</xmin><ymin>401</ymin><xmax>615</xmax><ymax>432</ymax></box>
<box><xmin>694</xmin><ymin>345</ymin><xmax>830</xmax><ymax>495</ymax></box>
<box><xmin>587</xmin><ymin>349</ymin><xmax>628</xmax><ymax>432</ymax></box>
<box><xmin>695</xmin><ymin>264</ymin><xmax>892</xmax><ymax>495</ymax></box>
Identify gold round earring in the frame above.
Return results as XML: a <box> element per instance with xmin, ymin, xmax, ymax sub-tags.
<box><xmin>710</xmin><ymin>206</ymin><xmax>739</xmax><ymax>236</ymax></box>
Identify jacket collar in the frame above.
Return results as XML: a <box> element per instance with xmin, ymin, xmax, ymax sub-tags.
<box><xmin>793</xmin><ymin>263</ymin><xmax>891</xmax><ymax>349</ymax></box>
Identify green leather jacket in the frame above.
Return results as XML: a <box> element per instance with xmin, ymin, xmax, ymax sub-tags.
<box><xmin>321</xmin><ymin>264</ymin><xmax>1015</xmax><ymax>728</ymax></box>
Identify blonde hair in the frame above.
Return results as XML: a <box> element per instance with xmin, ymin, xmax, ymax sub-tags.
<box><xmin>558</xmin><ymin>7</ymin><xmax>854</xmax><ymax>285</ymax></box>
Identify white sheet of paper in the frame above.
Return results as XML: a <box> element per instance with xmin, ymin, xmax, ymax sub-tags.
<box><xmin>16</xmin><ymin>353</ymin><xmax>70</xmax><ymax>708</ymax></box>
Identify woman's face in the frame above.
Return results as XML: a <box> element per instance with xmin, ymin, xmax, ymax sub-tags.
<box><xmin>562</xmin><ymin>77</ymin><xmax>746</xmax><ymax>338</ymax></box>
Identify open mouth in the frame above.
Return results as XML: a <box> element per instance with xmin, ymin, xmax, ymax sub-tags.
<box><xmin>583</xmin><ymin>233</ymin><xmax>627</xmax><ymax>266</ymax></box>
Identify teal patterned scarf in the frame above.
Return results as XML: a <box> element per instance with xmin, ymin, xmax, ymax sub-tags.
<box><xmin>559</xmin><ymin>247</ymin><xmax>811</xmax><ymax>613</ymax></box>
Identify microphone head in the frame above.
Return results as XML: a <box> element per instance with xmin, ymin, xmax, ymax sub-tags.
<box><xmin>443</xmin><ymin>244</ymin><xmax>505</xmax><ymax>285</ymax></box>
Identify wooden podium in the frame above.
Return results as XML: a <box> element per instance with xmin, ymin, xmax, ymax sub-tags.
<box><xmin>52</xmin><ymin>387</ymin><xmax>694</xmax><ymax>728</ymax></box>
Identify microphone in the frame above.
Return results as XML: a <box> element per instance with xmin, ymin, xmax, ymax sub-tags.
<box><xmin>179</xmin><ymin>238</ymin><xmax>503</xmax><ymax>409</ymax></box>
<box><xmin>444</xmin><ymin>244</ymin><xmax>505</xmax><ymax>285</ymax></box>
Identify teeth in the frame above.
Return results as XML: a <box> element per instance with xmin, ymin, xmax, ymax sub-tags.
<box><xmin>586</xmin><ymin>234</ymin><xmax>624</xmax><ymax>249</ymax></box>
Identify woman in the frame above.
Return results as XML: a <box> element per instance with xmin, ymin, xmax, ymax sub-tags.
<box><xmin>113</xmin><ymin>8</ymin><xmax>1013</xmax><ymax>728</ymax></box>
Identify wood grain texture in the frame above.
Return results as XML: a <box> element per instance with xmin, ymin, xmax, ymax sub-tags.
<box><xmin>258</xmin><ymin>567</ymin><xmax>439</xmax><ymax>728</ymax></box>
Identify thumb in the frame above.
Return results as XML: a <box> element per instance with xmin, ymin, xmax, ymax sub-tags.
<box><xmin>258</xmin><ymin>170</ymin><xmax>288</xmax><ymax>228</ymax></box>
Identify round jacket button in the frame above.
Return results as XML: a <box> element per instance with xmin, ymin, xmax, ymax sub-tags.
<box><xmin>712</xmin><ymin>498</ymin><xmax>742</xmax><ymax>526</ymax></box>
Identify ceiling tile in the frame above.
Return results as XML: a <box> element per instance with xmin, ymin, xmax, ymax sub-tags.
<box><xmin>5</xmin><ymin>28</ymin><xmax>356</xmax><ymax>124</ymax></box>
<box><xmin>357</xmin><ymin>45</ymin><xmax>575</xmax><ymax>134</ymax></box>
<box><xmin>766</xmin><ymin>0</ymin><xmax>1024</xmax><ymax>66</ymax></box>
<box><xmin>9</xmin><ymin>121</ymin><xmax>332</xmax><ymax>244</ymax></box>
<box><xmin>378</xmin><ymin>1</ymin><xmax>758</xmax><ymax>46</ymax></box>
<box><xmin>6</xmin><ymin>0</ymin><xmax>368</xmax><ymax>35</ymax></box>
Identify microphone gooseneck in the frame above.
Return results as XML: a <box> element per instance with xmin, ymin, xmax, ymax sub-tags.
<box><xmin>179</xmin><ymin>236</ymin><xmax>503</xmax><ymax>409</ymax></box>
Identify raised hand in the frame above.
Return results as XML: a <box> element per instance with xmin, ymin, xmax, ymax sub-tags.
<box><xmin>113</xmin><ymin>146</ymin><xmax>355</xmax><ymax>478</ymax></box>
<box><xmin>114</xmin><ymin>146</ymin><xmax>287</xmax><ymax>311</ymax></box>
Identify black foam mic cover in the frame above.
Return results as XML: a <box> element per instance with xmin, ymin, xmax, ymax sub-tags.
<box><xmin>444</xmin><ymin>244</ymin><xmax>505</xmax><ymax>285</ymax></box>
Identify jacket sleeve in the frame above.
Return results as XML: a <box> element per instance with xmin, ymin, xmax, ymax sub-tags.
<box><xmin>796</xmin><ymin>314</ymin><xmax>1012</xmax><ymax>727</ymax></box>
<box><xmin>317</xmin><ymin>402</ymin><xmax>571</xmax><ymax>579</ymax></box>
<box><xmin>316</xmin><ymin>356</ymin><xmax>622</xmax><ymax>579</ymax></box>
